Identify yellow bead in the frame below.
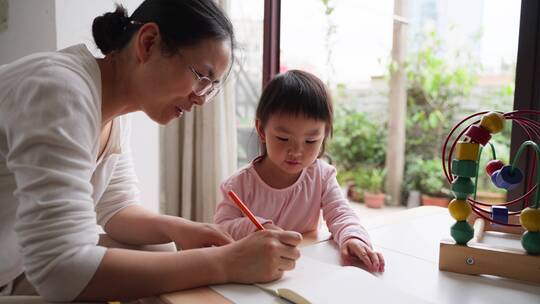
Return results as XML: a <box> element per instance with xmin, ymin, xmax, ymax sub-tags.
<box><xmin>480</xmin><ymin>111</ymin><xmax>505</xmax><ymax>134</ymax></box>
<box><xmin>520</xmin><ymin>207</ymin><xmax>540</xmax><ymax>232</ymax></box>
<box><xmin>455</xmin><ymin>142</ymin><xmax>480</xmax><ymax>161</ymax></box>
<box><xmin>448</xmin><ymin>199</ymin><xmax>472</xmax><ymax>221</ymax></box>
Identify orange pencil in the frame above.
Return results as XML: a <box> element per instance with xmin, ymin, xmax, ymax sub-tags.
<box><xmin>227</xmin><ymin>190</ymin><xmax>265</xmax><ymax>231</ymax></box>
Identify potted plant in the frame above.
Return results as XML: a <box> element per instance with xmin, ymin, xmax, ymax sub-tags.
<box><xmin>329</xmin><ymin>108</ymin><xmax>386</xmax><ymax>203</ymax></box>
<box><xmin>328</xmin><ymin>108</ymin><xmax>386</xmax><ymax>172</ymax></box>
<box><xmin>404</xmin><ymin>157</ymin><xmax>450</xmax><ymax>207</ymax></box>
<box><xmin>355</xmin><ymin>168</ymin><xmax>386</xmax><ymax>208</ymax></box>
<box><xmin>400</xmin><ymin>30</ymin><xmax>479</xmax><ymax>208</ymax></box>
<box><xmin>336</xmin><ymin>170</ymin><xmax>362</xmax><ymax>202</ymax></box>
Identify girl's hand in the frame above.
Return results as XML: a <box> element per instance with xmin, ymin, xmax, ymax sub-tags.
<box><xmin>341</xmin><ymin>238</ymin><xmax>385</xmax><ymax>273</ymax></box>
<box><xmin>166</xmin><ymin>218</ymin><xmax>233</xmax><ymax>250</ymax></box>
<box><xmin>220</xmin><ymin>230</ymin><xmax>302</xmax><ymax>283</ymax></box>
<box><xmin>263</xmin><ymin>223</ymin><xmax>283</xmax><ymax>231</ymax></box>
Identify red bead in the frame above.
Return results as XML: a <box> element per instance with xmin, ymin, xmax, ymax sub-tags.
<box><xmin>485</xmin><ymin>160</ymin><xmax>504</xmax><ymax>176</ymax></box>
<box><xmin>464</xmin><ymin>125</ymin><xmax>492</xmax><ymax>146</ymax></box>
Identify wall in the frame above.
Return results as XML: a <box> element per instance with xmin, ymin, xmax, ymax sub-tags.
<box><xmin>0</xmin><ymin>0</ymin><xmax>56</xmax><ymax>64</ymax></box>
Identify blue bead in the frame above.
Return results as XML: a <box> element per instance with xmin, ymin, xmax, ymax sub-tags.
<box><xmin>491</xmin><ymin>170</ymin><xmax>502</xmax><ymax>188</ymax></box>
<box><xmin>493</xmin><ymin>166</ymin><xmax>523</xmax><ymax>190</ymax></box>
<box><xmin>491</xmin><ymin>205</ymin><xmax>508</xmax><ymax>224</ymax></box>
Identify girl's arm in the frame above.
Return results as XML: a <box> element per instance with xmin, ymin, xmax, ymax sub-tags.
<box><xmin>320</xmin><ymin>165</ymin><xmax>372</xmax><ymax>248</ymax></box>
<box><xmin>214</xmin><ymin>182</ymin><xmax>273</xmax><ymax>240</ymax></box>
<box><xmin>320</xmin><ymin>163</ymin><xmax>384</xmax><ymax>272</ymax></box>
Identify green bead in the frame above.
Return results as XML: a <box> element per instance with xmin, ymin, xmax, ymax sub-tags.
<box><xmin>453</xmin><ymin>193</ymin><xmax>469</xmax><ymax>200</ymax></box>
<box><xmin>451</xmin><ymin>159</ymin><xmax>478</xmax><ymax>178</ymax></box>
<box><xmin>452</xmin><ymin>177</ymin><xmax>475</xmax><ymax>198</ymax></box>
<box><xmin>521</xmin><ymin>231</ymin><xmax>540</xmax><ymax>255</ymax></box>
<box><xmin>451</xmin><ymin>220</ymin><xmax>474</xmax><ymax>245</ymax></box>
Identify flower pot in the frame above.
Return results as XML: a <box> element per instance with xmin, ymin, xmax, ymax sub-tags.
<box><xmin>364</xmin><ymin>191</ymin><xmax>385</xmax><ymax>208</ymax></box>
<box><xmin>347</xmin><ymin>184</ymin><xmax>363</xmax><ymax>202</ymax></box>
<box><xmin>406</xmin><ymin>190</ymin><xmax>421</xmax><ymax>208</ymax></box>
<box><xmin>421</xmin><ymin>194</ymin><xmax>450</xmax><ymax>207</ymax></box>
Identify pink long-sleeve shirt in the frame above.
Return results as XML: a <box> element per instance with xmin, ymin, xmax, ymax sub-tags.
<box><xmin>214</xmin><ymin>158</ymin><xmax>371</xmax><ymax>248</ymax></box>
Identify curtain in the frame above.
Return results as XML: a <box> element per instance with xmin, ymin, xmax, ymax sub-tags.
<box><xmin>160</xmin><ymin>0</ymin><xmax>237</xmax><ymax>222</ymax></box>
<box><xmin>160</xmin><ymin>79</ymin><xmax>237</xmax><ymax>222</ymax></box>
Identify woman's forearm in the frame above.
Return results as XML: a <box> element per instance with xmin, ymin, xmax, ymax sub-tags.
<box><xmin>77</xmin><ymin>229</ymin><xmax>303</xmax><ymax>302</ymax></box>
<box><xmin>103</xmin><ymin>204</ymin><xmax>179</xmax><ymax>245</ymax></box>
<box><xmin>76</xmin><ymin>246</ymin><xmax>227</xmax><ymax>301</ymax></box>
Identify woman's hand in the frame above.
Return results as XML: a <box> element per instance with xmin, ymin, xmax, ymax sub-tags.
<box><xmin>165</xmin><ymin>218</ymin><xmax>233</xmax><ymax>250</ymax></box>
<box><xmin>220</xmin><ymin>230</ymin><xmax>302</xmax><ymax>283</ymax></box>
<box><xmin>341</xmin><ymin>238</ymin><xmax>385</xmax><ymax>273</ymax></box>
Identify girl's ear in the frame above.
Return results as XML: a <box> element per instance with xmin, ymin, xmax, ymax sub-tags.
<box><xmin>255</xmin><ymin>119</ymin><xmax>266</xmax><ymax>142</ymax></box>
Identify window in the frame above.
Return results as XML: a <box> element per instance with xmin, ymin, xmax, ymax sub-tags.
<box><xmin>276</xmin><ymin>0</ymin><xmax>521</xmax><ymax>205</ymax></box>
<box><xmin>229</xmin><ymin>0</ymin><xmax>264</xmax><ymax>166</ymax></box>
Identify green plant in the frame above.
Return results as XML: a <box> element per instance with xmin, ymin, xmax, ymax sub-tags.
<box><xmin>321</xmin><ymin>0</ymin><xmax>337</xmax><ymax>87</ymax></box>
<box><xmin>328</xmin><ymin>107</ymin><xmax>386</xmax><ymax>171</ymax></box>
<box><xmin>404</xmin><ymin>30</ymin><xmax>481</xmax><ymax>160</ymax></box>
<box><xmin>399</xmin><ymin>30</ymin><xmax>481</xmax><ymax>201</ymax></box>
<box><xmin>403</xmin><ymin>157</ymin><xmax>449</xmax><ymax>197</ymax></box>
<box><xmin>354</xmin><ymin>167</ymin><xmax>385</xmax><ymax>194</ymax></box>
<box><xmin>336</xmin><ymin>169</ymin><xmax>355</xmax><ymax>186</ymax></box>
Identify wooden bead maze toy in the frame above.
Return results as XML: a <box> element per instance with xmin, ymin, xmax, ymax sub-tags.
<box><xmin>438</xmin><ymin>110</ymin><xmax>540</xmax><ymax>284</ymax></box>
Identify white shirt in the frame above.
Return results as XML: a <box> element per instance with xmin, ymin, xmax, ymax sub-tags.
<box><xmin>0</xmin><ymin>44</ymin><xmax>140</xmax><ymax>301</ymax></box>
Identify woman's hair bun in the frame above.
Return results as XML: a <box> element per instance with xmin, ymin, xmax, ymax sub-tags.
<box><xmin>92</xmin><ymin>5</ymin><xmax>130</xmax><ymax>55</ymax></box>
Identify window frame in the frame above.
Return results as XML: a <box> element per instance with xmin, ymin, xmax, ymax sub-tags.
<box><xmin>509</xmin><ymin>0</ymin><xmax>540</xmax><ymax>203</ymax></box>
<box><xmin>262</xmin><ymin>0</ymin><xmax>281</xmax><ymax>87</ymax></box>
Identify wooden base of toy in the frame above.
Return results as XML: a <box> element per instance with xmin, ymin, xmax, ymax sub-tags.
<box><xmin>467</xmin><ymin>212</ymin><xmax>525</xmax><ymax>235</ymax></box>
<box><xmin>439</xmin><ymin>239</ymin><xmax>540</xmax><ymax>284</ymax></box>
<box><xmin>439</xmin><ymin>220</ymin><xmax>540</xmax><ymax>284</ymax></box>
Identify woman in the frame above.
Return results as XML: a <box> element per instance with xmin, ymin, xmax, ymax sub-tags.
<box><xmin>0</xmin><ymin>0</ymin><xmax>301</xmax><ymax>301</ymax></box>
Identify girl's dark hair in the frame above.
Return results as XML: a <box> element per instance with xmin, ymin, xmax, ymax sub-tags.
<box><xmin>255</xmin><ymin>70</ymin><xmax>334</xmax><ymax>158</ymax></box>
<box><xmin>92</xmin><ymin>0</ymin><xmax>235</xmax><ymax>58</ymax></box>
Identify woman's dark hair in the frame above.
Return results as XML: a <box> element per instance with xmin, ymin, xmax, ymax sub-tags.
<box><xmin>255</xmin><ymin>70</ymin><xmax>334</xmax><ymax>158</ymax></box>
<box><xmin>92</xmin><ymin>0</ymin><xmax>235</xmax><ymax>58</ymax></box>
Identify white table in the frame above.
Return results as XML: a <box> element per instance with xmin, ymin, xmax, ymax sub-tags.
<box><xmin>161</xmin><ymin>206</ymin><xmax>540</xmax><ymax>304</ymax></box>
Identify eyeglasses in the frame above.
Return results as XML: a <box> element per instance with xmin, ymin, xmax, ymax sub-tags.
<box><xmin>189</xmin><ymin>66</ymin><xmax>221</xmax><ymax>101</ymax></box>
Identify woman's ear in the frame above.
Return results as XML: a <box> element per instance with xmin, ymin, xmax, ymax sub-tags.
<box><xmin>255</xmin><ymin>119</ymin><xmax>266</xmax><ymax>143</ymax></box>
<box><xmin>134</xmin><ymin>22</ymin><xmax>160</xmax><ymax>63</ymax></box>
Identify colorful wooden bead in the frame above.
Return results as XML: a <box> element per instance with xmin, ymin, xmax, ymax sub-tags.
<box><xmin>490</xmin><ymin>170</ymin><xmax>501</xmax><ymax>187</ymax></box>
<box><xmin>451</xmin><ymin>159</ymin><xmax>477</xmax><ymax>178</ymax></box>
<box><xmin>493</xmin><ymin>165</ymin><xmax>523</xmax><ymax>190</ymax></box>
<box><xmin>451</xmin><ymin>220</ymin><xmax>474</xmax><ymax>245</ymax></box>
<box><xmin>448</xmin><ymin>199</ymin><xmax>472</xmax><ymax>221</ymax></box>
<box><xmin>464</xmin><ymin>125</ymin><xmax>492</xmax><ymax>146</ymax></box>
<box><xmin>480</xmin><ymin>111</ymin><xmax>505</xmax><ymax>134</ymax></box>
<box><xmin>455</xmin><ymin>142</ymin><xmax>480</xmax><ymax>161</ymax></box>
<box><xmin>520</xmin><ymin>207</ymin><xmax>540</xmax><ymax>232</ymax></box>
<box><xmin>451</xmin><ymin>177</ymin><xmax>475</xmax><ymax>199</ymax></box>
<box><xmin>521</xmin><ymin>231</ymin><xmax>540</xmax><ymax>255</ymax></box>
<box><xmin>485</xmin><ymin>159</ymin><xmax>504</xmax><ymax>176</ymax></box>
<box><xmin>492</xmin><ymin>205</ymin><xmax>508</xmax><ymax>224</ymax></box>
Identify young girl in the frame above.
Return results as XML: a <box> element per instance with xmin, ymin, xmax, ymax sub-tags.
<box><xmin>215</xmin><ymin>70</ymin><xmax>384</xmax><ymax>273</ymax></box>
